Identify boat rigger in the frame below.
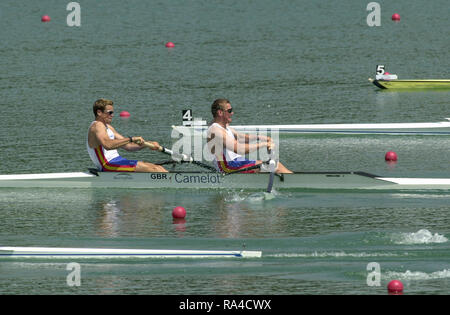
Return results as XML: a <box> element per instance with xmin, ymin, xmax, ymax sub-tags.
<box><xmin>1</xmin><ymin>170</ymin><xmax>450</xmax><ymax>191</ymax></box>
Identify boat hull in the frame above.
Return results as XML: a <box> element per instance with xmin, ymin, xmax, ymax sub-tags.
<box><xmin>1</xmin><ymin>170</ymin><xmax>450</xmax><ymax>190</ymax></box>
<box><xmin>0</xmin><ymin>246</ymin><xmax>261</xmax><ymax>258</ymax></box>
<box><xmin>371</xmin><ymin>79</ymin><xmax>450</xmax><ymax>90</ymax></box>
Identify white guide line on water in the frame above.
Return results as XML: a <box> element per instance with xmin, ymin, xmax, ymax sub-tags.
<box><xmin>269</xmin><ymin>251</ymin><xmax>405</xmax><ymax>258</ymax></box>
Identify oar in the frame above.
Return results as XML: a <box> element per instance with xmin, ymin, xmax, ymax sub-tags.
<box><xmin>142</xmin><ymin>141</ymin><xmax>217</xmax><ymax>172</ymax></box>
<box><xmin>266</xmin><ymin>163</ymin><xmax>275</xmax><ymax>193</ymax></box>
<box><xmin>220</xmin><ymin>150</ymin><xmax>277</xmax><ymax>198</ymax></box>
<box><xmin>142</xmin><ymin>141</ymin><xmax>172</xmax><ymax>155</ymax></box>
<box><xmin>265</xmin><ymin>150</ymin><xmax>277</xmax><ymax>196</ymax></box>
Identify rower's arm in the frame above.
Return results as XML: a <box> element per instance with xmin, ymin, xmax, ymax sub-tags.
<box><xmin>110</xmin><ymin>127</ymin><xmax>158</xmax><ymax>152</ymax></box>
<box><xmin>123</xmin><ymin>136</ymin><xmax>161</xmax><ymax>152</ymax></box>
<box><xmin>230</xmin><ymin>128</ymin><xmax>272</xmax><ymax>151</ymax></box>
<box><xmin>233</xmin><ymin>130</ymin><xmax>271</xmax><ymax>144</ymax></box>
<box><xmin>89</xmin><ymin>123</ymin><xmax>144</xmax><ymax>151</ymax></box>
<box><xmin>221</xmin><ymin>128</ymin><xmax>270</xmax><ymax>154</ymax></box>
<box><xmin>88</xmin><ymin>123</ymin><xmax>128</xmax><ymax>150</ymax></box>
<box><xmin>116</xmin><ymin>135</ymin><xmax>144</xmax><ymax>151</ymax></box>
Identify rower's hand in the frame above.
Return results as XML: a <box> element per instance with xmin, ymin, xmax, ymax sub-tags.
<box><xmin>132</xmin><ymin>136</ymin><xmax>145</xmax><ymax>145</ymax></box>
<box><xmin>147</xmin><ymin>141</ymin><xmax>161</xmax><ymax>151</ymax></box>
<box><xmin>267</xmin><ymin>139</ymin><xmax>275</xmax><ymax>151</ymax></box>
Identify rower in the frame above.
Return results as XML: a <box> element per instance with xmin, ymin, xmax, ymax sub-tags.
<box><xmin>206</xmin><ymin>99</ymin><xmax>292</xmax><ymax>174</ymax></box>
<box><xmin>87</xmin><ymin>99</ymin><xmax>167</xmax><ymax>172</ymax></box>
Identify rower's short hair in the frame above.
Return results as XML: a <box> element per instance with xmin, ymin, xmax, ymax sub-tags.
<box><xmin>211</xmin><ymin>99</ymin><xmax>230</xmax><ymax>117</ymax></box>
<box><xmin>93</xmin><ymin>98</ymin><xmax>113</xmax><ymax>117</ymax></box>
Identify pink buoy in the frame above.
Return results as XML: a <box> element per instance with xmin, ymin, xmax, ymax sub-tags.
<box><xmin>385</xmin><ymin>151</ymin><xmax>398</xmax><ymax>162</ymax></box>
<box><xmin>392</xmin><ymin>13</ymin><xmax>401</xmax><ymax>21</ymax></box>
<box><xmin>165</xmin><ymin>42</ymin><xmax>175</xmax><ymax>48</ymax></box>
<box><xmin>41</xmin><ymin>15</ymin><xmax>51</xmax><ymax>22</ymax></box>
<box><xmin>172</xmin><ymin>206</ymin><xmax>186</xmax><ymax>219</ymax></box>
<box><xmin>119</xmin><ymin>111</ymin><xmax>130</xmax><ymax>117</ymax></box>
<box><xmin>387</xmin><ymin>280</ymin><xmax>404</xmax><ymax>294</ymax></box>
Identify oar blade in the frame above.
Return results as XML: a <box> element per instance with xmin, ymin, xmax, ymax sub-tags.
<box><xmin>263</xmin><ymin>191</ymin><xmax>275</xmax><ymax>200</ymax></box>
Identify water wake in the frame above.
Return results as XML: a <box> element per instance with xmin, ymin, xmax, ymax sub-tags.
<box><xmin>270</xmin><ymin>251</ymin><xmax>403</xmax><ymax>258</ymax></box>
<box><xmin>391</xmin><ymin>229</ymin><xmax>448</xmax><ymax>245</ymax></box>
<box><xmin>385</xmin><ymin>269</ymin><xmax>450</xmax><ymax>281</ymax></box>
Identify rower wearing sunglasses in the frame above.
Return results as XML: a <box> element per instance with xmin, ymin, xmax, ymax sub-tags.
<box><xmin>87</xmin><ymin>98</ymin><xmax>167</xmax><ymax>172</ymax></box>
<box><xmin>207</xmin><ymin>99</ymin><xmax>292</xmax><ymax>174</ymax></box>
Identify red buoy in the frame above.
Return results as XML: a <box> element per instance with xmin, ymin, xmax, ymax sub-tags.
<box><xmin>387</xmin><ymin>280</ymin><xmax>404</xmax><ymax>294</ymax></box>
<box><xmin>119</xmin><ymin>111</ymin><xmax>130</xmax><ymax>117</ymax></box>
<box><xmin>41</xmin><ymin>15</ymin><xmax>51</xmax><ymax>22</ymax></box>
<box><xmin>385</xmin><ymin>151</ymin><xmax>398</xmax><ymax>162</ymax></box>
<box><xmin>392</xmin><ymin>13</ymin><xmax>401</xmax><ymax>21</ymax></box>
<box><xmin>165</xmin><ymin>42</ymin><xmax>175</xmax><ymax>48</ymax></box>
<box><xmin>172</xmin><ymin>206</ymin><xmax>186</xmax><ymax>219</ymax></box>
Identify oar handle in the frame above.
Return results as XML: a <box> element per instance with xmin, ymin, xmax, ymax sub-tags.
<box><xmin>143</xmin><ymin>141</ymin><xmax>163</xmax><ymax>151</ymax></box>
<box><xmin>143</xmin><ymin>141</ymin><xmax>177</xmax><ymax>158</ymax></box>
<box><xmin>143</xmin><ymin>141</ymin><xmax>217</xmax><ymax>172</ymax></box>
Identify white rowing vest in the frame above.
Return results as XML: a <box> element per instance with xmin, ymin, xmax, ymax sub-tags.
<box><xmin>207</xmin><ymin>123</ymin><xmax>242</xmax><ymax>169</ymax></box>
<box><xmin>87</xmin><ymin>122</ymin><xmax>120</xmax><ymax>170</ymax></box>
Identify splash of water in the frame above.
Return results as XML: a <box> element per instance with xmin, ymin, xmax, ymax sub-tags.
<box><xmin>391</xmin><ymin>229</ymin><xmax>448</xmax><ymax>245</ymax></box>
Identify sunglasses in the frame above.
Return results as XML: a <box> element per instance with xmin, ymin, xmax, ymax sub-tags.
<box><xmin>222</xmin><ymin>108</ymin><xmax>233</xmax><ymax>113</ymax></box>
<box><xmin>105</xmin><ymin>110</ymin><xmax>114</xmax><ymax>115</ymax></box>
